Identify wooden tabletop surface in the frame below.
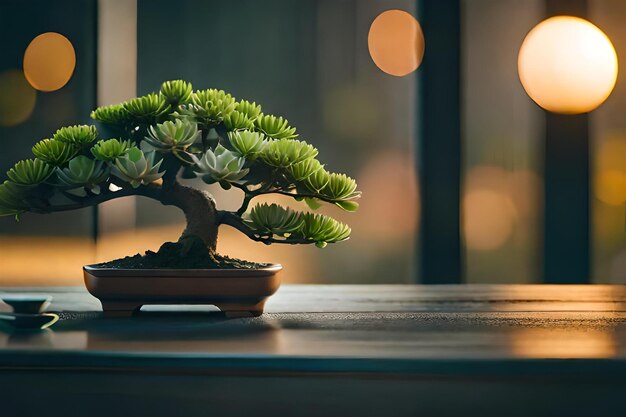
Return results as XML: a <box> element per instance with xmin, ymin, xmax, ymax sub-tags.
<box><xmin>1</xmin><ymin>284</ymin><xmax>626</xmax><ymax>376</ymax></box>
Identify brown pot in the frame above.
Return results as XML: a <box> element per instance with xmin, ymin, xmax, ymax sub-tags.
<box><xmin>83</xmin><ymin>264</ymin><xmax>282</xmax><ymax>317</ymax></box>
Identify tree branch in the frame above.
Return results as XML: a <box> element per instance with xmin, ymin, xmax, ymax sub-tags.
<box><xmin>60</xmin><ymin>190</ymin><xmax>84</xmax><ymax>202</ymax></box>
<box><xmin>236</xmin><ymin>194</ymin><xmax>254</xmax><ymax>216</ymax></box>
<box><xmin>231</xmin><ymin>182</ymin><xmax>271</xmax><ymax>215</ymax></box>
<box><xmin>160</xmin><ymin>154</ymin><xmax>182</xmax><ymax>190</ymax></box>
<box><xmin>251</xmin><ymin>189</ymin><xmax>347</xmax><ymax>206</ymax></box>
<box><xmin>30</xmin><ymin>184</ymin><xmax>163</xmax><ymax>214</ymax></box>
<box><xmin>231</xmin><ymin>180</ymin><xmax>345</xmax><ymax>214</ymax></box>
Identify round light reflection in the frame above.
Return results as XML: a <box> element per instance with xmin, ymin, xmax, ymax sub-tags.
<box><xmin>368</xmin><ymin>10</ymin><xmax>425</xmax><ymax>77</ymax></box>
<box><xmin>463</xmin><ymin>189</ymin><xmax>516</xmax><ymax>251</ymax></box>
<box><xmin>23</xmin><ymin>32</ymin><xmax>76</xmax><ymax>92</ymax></box>
<box><xmin>518</xmin><ymin>16</ymin><xmax>618</xmax><ymax>114</ymax></box>
<box><xmin>0</xmin><ymin>70</ymin><xmax>37</xmax><ymax>127</ymax></box>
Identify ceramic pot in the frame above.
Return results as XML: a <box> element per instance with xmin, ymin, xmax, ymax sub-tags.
<box><xmin>83</xmin><ymin>264</ymin><xmax>282</xmax><ymax>317</ymax></box>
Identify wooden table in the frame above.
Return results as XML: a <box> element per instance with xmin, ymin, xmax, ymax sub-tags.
<box><xmin>0</xmin><ymin>285</ymin><xmax>625</xmax><ymax>417</ymax></box>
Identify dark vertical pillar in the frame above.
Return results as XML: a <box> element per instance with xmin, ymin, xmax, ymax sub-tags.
<box><xmin>543</xmin><ymin>0</ymin><xmax>590</xmax><ymax>283</ymax></box>
<box><xmin>417</xmin><ymin>0</ymin><xmax>462</xmax><ymax>284</ymax></box>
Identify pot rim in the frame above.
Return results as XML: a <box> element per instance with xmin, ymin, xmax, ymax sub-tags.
<box><xmin>84</xmin><ymin>263</ymin><xmax>283</xmax><ymax>277</ymax></box>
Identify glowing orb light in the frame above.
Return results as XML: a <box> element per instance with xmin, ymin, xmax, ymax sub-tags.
<box><xmin>368</xmin><ymin>10</ymin><xmax>425</xmax><ymax>77</ymax></box>
<box><xmin>518</xmin><ymin>16</ymin><xmax>618</xmax><ymax>114</ymax></box>
<box><xmin>23</xmin><ymin>32</ymin><xmax>76</xmax><ymax>92</ymax></box>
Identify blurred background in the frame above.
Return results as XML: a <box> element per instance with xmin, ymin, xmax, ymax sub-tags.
<box><xmin>0</xmin><ymin>0</ymin><xmax>625</xmax><ymax>285</ymax></box>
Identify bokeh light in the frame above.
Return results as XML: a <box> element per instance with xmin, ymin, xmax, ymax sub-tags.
<box><xmin>595</xmin><ymin>134</ymin><xmax>626</xmax><ymax>206</ymax></box>
<box><xmin>356</xmin><ymin>150</ymin><xmax>418</xmax><ymax>239</ymax></box>
<box><xmin>23</xmin><ymin>32</ymin><xmax>76</xmax><ymax>92</ymax></box>
<box><xmin>595</xmin><ymin>170</ymin><xmax>626</xmax><ymax>206</ymax></box>
<box><xmin>462</xmin><ymin>166</ymin><xmax>539</xmax><ymax>252</ymax></box>
<box><xmin>0</xmin><ymin>70</ymin><xmax>37</xmax><ymax>127</ymax></box>
<box><xmin>368</xmin><ymin>9</ymin><xmax>425</xmax><ymax>77</ymax></box>
<box><xmin>518</xmin><ymin>16</ymin><xmax>618</xmax><ymax>114</ymax></box>
<box><xmin>593</xmin><ymin>132</ymin><xmax>626</xmax><ymax>282</ymax></box>
<box><xmin>463</xmin><ymin>189</ymin><xmax>517</xmax><ymax>251</ymax></box>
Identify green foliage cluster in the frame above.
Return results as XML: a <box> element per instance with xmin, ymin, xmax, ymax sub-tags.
<box><xmin>91</xmin><ymin>139</ymin><xmax>132</xmax><ymax>161</ymax></box>
<box><xmin>32</xmin><ymin>139</ymin><xmax>77</xmax><ymax>166</ymax></box>
<box><xmin>191</xmin><ymin>144</ymin><xmax>249</xmax><ymax>186</ymax></box>
<box><xmin>0</xmin><ymin>79</ymin><xmax>360</xmax><ymax>250</ymax></box>
<box><xmin>7</xmin><ymin>159</ymin><xmax>54</xmax><ymax>185</ymax></box>
<box><xmin>112</xmin><ymin>147</ymin><xmax>164</xmax><ymax>188</ymax></box>
<box><xmin>246</xmin><ymin>203</ymin><xmax>350</xmax><ymax>248</ymax></box>
<box><xmin>54</xmin><ymin>125</ymin><xmax>98</xmax><ymax>146</ymax></box>
<box><xmin>124</xmin><ymin>93</ymin><xmax>171</xmax><ymax>122</ymax></box>
<box><xmin>146</xmin><ymin>119</ymin><xmax>200</xmax><ymax>151</ymax></box>
<box><xmin>90</xmin><ymin>104</ymin><xmax>129</xmax><ymax>125</ymax></box>
<box><xmin>57</xmin><ymin>156</ymin><xmax>109</xmax><ymax>195</ymax></box>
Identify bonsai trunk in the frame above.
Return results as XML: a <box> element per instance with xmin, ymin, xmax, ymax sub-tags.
<box><xmin>159</xmin><ymin>183</ymin><xmax>219</xmax><ymax>253</ymax></box>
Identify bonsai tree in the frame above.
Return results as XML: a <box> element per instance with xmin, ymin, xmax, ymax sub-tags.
<box><xmin>0</xmin><ymin>80</ymin><xmax>360</xmax><ymax>267</ymax></box>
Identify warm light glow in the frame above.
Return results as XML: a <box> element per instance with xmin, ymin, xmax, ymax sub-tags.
<box><xmin>511</xmin><ymin>328</ymin><xmax>616</xmax><ymax>359</ymax></box>
<box><xmin>518</xmin><ymin>16</ymin><xmax>618</xmax><ymax>114</ymax></box>
<box><xmin>368</xmin><ymin>10</ymin><xmax>425</xmax><ymax>77</ymax></box>
<box><xmin>23</xmin><ymin>32</ymin><xmax>76</xmax><ymax>92</ymax></box>
<box><xmin>0</xmin><ymin>236</ymin><xmax>94</xmax><ymax>286</ymax></box>
<box><xmin>463</xmin><ymin>189</ymin><xmax>516</xmax><ymax>251</ymax></box>
<box><xmin>462</xmin><ymin>166</ymin><xmax>535</xmax><ymax>253</ymax></box>
<box><xmin>356</xmin><ymin>150</ymin><xmax>418</xmax><ymax>239</ymax></box>
<box><xmin>595</xmin><ymin>135</ymin><xmax>626</xmax><ymax>205</ymax></box>
<box><xmin>0</xmin><ymin>225</ymin><xmax>312</xmax><ymax>286</ymax></box>
<box><xmin>595</xmin><ymin>170</ymin><xmax>626</xmax><ymax>206</ymax></box>
<box><xmin>0</xmin><ymin>70</ymin><xmax>37</xmax><ymax>126</ymax></box>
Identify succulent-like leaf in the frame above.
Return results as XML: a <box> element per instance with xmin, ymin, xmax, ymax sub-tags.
<box><xmin>112</xmin><ymin>147</ymin><xmax>165</xmax><ymax>188</ymax></box>
<box><xmin>91</xmin><ymin>138</ymin><xmax>133</xmax><ymax>161</ymax></box>
<box><xmin>254</xmin><ymin>114</ymin><xmax>297</xmax><ymax>139</ymax></box>
<box><xmin>246</xmin><ymin>203</ymin><xmax>303</xmax><ymax>236</ymax></box>
<box><xmin>320</xmin><ymin>173</ymin><xmax>361</xmax><ymax>200</ymax></box>
<box><xmin>303</xmin><ymin>171</ymin><xmax>361</xmax><ymax>209</ymax></box>
<box><xmin>260</xmin><ymin>139</ymin><xmax>318</xmax><ymax>168</ymax></box>
<box><xmin>295</xmin><ymin>212</ymin><xmax>351</xmax><ymax>247</ymax></box>
<box><xmin>0</xmin><ymin>181</ymin><xmax>29</xmax><ymax>216</ymax></box>
<box><xmin>175</xmin><ymin>105</ymin><xmax>204</xmax><ymax>124</ymax></box>
<box><xmin>334</xmin><ymin>200</ymin><xmax>359</xmax><ymax>212</ymax></box>
<box><xmin>7</xmin><ymin>159</ymin><xmax>54</xmax><ymax>185</ymax></box>
<box><xmin>177</xmin><ymin>89</ymin><xmax>236</xmax><ymax>126</ymax></box>
<box><xmin>53</xmin><ymin>125</ymin><xmax>99</xmax><ymax>146</ymax></box>
<box><xmin>191</xmin><ymin>144</ymin><xmax>249</xmax><ymax>185</ymax></box>
<box><xmin>193</xmin><ymin>89</ymin><xmax>236</xmax><ymax>112</ymax></box>
<box><xmin>160</xmin><ymin>80</ymin><xmax>193</xmax><ymax>106</ymax></box>
<box><xmin>304</xmin><ymin>197</ymin><xmax>323</xmax><ymax>210</ymax></box>
<box><xmin>304</xmin><ymin>168</ymin><xmax>330</xmax><ymax>193</ymax></box>
<box><xmin>145</xmin><ymin>119</ymin><xmax>200</xmax><ymax>151</ymax></box>
<box><xmin>56</xmin><ymin>155</ymin><xmax>110</xmax><ymax>194</ymax></box>
<box><xmin>123</xmin><ymin>93</ymin><xmax>171</xmax><ymax>121</ymax></box>
<box><xmin>90</xmin><ymin>104</ymin><xmax>131</xmax><ymax>125</ymax></box>
<box><xmin>246</xmin><ymin>204</ymin><xmax>351</xmax><ymax>246</ymax></box>
<box><xmin>287</xmin><ymin>158</ymin><xmax>324</xmax><ymax>181</ymax></box>
<box><xmin>32</xmin><ymin>139</ymin><xmax>78</xmax><ymax>166</ymax></box>
<box><xmin>223</xmin><ymin>110</ymin><xmax>254</xmax><ymax>131</ymax></box>
<box><xmin>236</xmin><ymin>100</ymin><xmax>262</xmax><ymax>120</ymax></box>
<box><xmin>228</xmin><ymin>130</ymin><xmax>266</xmax><ymax>159</ymax></box>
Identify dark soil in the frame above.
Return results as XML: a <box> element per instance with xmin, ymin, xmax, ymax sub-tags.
<box><xmin>94</xmin><ymin>236</ymin><xmax>267</xmax><ymax>269</ymax></box>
